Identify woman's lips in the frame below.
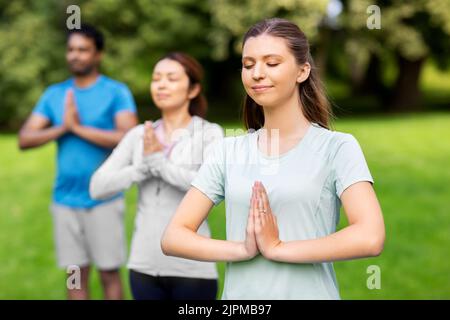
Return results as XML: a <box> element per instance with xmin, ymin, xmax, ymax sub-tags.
<box><xmin>156</xmin><ymin>93</ymin><xmax>170</xmax><ymax>99</ymax></box>
<box><xmin>251</xmin><ymin>85</ymin><xmax>274</xmax><ymax>93</ymax></box>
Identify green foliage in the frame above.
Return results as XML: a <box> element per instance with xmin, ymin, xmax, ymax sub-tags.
<box><xmin>0</xmin><ymin>0</ymin><xmax>214</xmax><ymax>128</ymax></box>
<box><xmin>208</xmin><ymin>0</ymin><xmax>329</xmax><ymax>60</ymax></box>
<box><xmin>342</xmin><ymin>0</ymin><xmax>450</xmax><ymax>68</ymax></box>
<box><xmin>1</xmin><ymin>0</ymin><xmax>449</xmax><ymax>128</ymax></box>
<box><xmin>0</xmin><ymin>0</ymin><xmax>66</xmax><ymax>128</ymax></box>
<box><xmin>0</xmin><ymin>0</ymin><xmax>330</xmax><ymax>129</ymax></box>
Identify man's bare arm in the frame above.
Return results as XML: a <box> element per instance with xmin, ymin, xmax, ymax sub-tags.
<box><xmin>18</xmin><ymin>114</ymin><xmax>67</xmax><ymax>150</ymax></box>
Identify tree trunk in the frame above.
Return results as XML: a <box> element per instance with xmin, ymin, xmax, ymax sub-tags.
<box><xmin>315</xmin><ymin>26</ymin><xmax>331</xmax><ymax>79</ymax></box>
<box><xmin>350</xmin><ymin>53</ymin><xmax>391</xmax><ymax>111</ymax></box>
<box><xmin>389</xmin><ymin>54</ymin><xmax>426</xmax><ymax>112</ymax></box>
<box><xmin>358</xmin><ymin>54</ymin><xmax>384</xmax><ymax>93</ymax></box>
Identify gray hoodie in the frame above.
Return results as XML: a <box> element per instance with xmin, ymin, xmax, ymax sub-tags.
<box><xmin>90</xmin><ymin>115</ymin><xmax>223</xmax><ymax>279</ymax></box>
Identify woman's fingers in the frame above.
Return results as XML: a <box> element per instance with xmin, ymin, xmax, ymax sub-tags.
<box><xmin>253</xmin><ymin>183</ymin><xmax>262</xmax><ymax>232</ymax></box>
<box><xmin>143</xmin><ymin>122</ymin><xmax>151</xmax><ymax>138</ymax></box>
<box><xmin>144</xmin><ymin>121</ymin><xmax>162</xmax><ymax>152</ymax></box>
<box><xmin>259</xmin><ymin>182</ymin><xmax>271</xmax><ymax>214</ymax></box>
<box><xmin>248</xmin><ymin>186</ymin><xmax>257</xmax><ymax>228</ymax></box>
<box><xmin>261</xmin><ymin>184</ymin><xmax>278</xmax><ymax>227</ymax></box>
<box><xmin>248</xmin><ymin>187</ymin><xmax>255</xmax><ymax>223</ymax></box>
<box><xmin>144</xmin><ymin>121</ymin><xmax>154</xmax><ymax>138</ymax></box>
<box><xmin>256</xmin><ymin>182</ymin><xmax>268</xmax><ymax>225</ymax></box>
<box><xmin>251</xmin><ymin>194</ymin><xmax>257</xmax><ymax>227</ymax></box>
<box><xmin>252</xmin><ymin>186</ymin><xmax>257</xmax><ymax>220</ymax></box>
<box><xmin>272</xmin><ymin>213</ymin><xmax>278</xmax><ymax>225</ymax></box>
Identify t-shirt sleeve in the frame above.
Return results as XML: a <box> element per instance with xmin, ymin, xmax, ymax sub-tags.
<box><xmin>32</xmin><ymin>88</ymin><xmax>53</xmax><ymax>122</ymax></box>
<box><xmin>112</xmin><ymin>84</ymin><xmax>137</xmax><ymax>115</ymax></box>
<box><xmin>191</xmin><ymin>139</ymin><xmax>226</xmax><ymax>206</ymax></box>
<box><xmin>333</xmin><ymin>134</ymin><xmax>374</xmax><ymax>198</ymax></box>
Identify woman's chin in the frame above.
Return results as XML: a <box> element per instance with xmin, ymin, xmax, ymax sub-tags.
<box><xmin>247</xmin><ymin>94</ymin><xmax>278</xmax><ymax>108</ymax></box>
<box><xmin>154</xmin><ymin>102</ymin><xmax>179</xmax><ymax>111</ymax></box>
<box><xmin>253</xmin><ymin>99</ymin><xmax>278</xmax><ymax>109</ymax></box>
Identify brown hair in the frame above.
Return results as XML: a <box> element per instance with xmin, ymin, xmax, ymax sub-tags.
<box><xmin>159</xmin><ymin>52</ymin><xmax>207</xmax><ymax>118</ymax></box>
<box><xmin>242</xmin><ymin>18</ymin><xmax>333</xmax><ymax>130</ymax></box>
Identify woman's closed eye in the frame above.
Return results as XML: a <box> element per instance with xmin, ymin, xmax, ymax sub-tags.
<box><xmin>266</xmin><ymin>59</ymin><xmax>281</xmax><ymax>67</ymax></box>
<box><xmin>243</xmin><ymin>63</ymin><xmax>280</xmax><ymax>69</ymax></box>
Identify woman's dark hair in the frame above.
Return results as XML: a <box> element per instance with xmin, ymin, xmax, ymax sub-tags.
<box><xmin>67</xmin><ymin>24</ymin><xmax>104</xmax><ymax>52</ymax></box>
<box><xmin>242</xmin><ymin>18</ymin><xmax>333</xmax><ymax>130</ymax></box>
<box><xmin>158</xmin><ymin>52</ymin><xmax>207</xmax><ymax>118</ymax></box>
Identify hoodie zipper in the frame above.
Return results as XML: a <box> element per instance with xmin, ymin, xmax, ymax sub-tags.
<box><xmin>156</xmin><ymin>179</ymin><xmax>161</xmax><ymax>196</ymax></box>
<box><xmin>154</xmin><ymin>178</ymin><xmax>161</xmax><ymax>276</ymax></box>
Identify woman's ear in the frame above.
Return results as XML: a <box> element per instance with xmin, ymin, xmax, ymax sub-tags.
<box><xmin>296</xmin><ymin>62</ymin><xmax>311</xmax><ymax>84</ymax></box>
<box><xmin>188</xmin><ymin>83</ymin><xmax>201</xmax><ymax>100</ymax></box>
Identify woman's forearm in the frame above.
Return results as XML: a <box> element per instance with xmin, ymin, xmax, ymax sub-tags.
<box><xmin>142</xmin><ymin>152</ymin><xmax>200</xmax><ymax>191</ymax></box>
<box><xmin>90</xmin><ymin>128</ymin><xmax>151</xmax><ymax>200</ymax></box>
<box><xmin>161</xmin><ymin>225</ymin><xmax>251</xmax><ymax>262</ymax></box>
<box><xmin>90</xmin><ymin>164</ymin><xmax>148</xmax><ymax>200</ymax></box>
<box><xmin>269</xmin><ymin>223</ymin><xmax>385</xmax><ymax>264</ymax></box>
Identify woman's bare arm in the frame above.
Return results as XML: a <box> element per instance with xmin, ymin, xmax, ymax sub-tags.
<box><xmin>161</xmin><ymin>186</ymin><xmax>258</xmax><ymax>262</ymax></box>
<box><xmin>257</xmin><ymin>181</ymin><xmax>385</xmax><ymax>263</ymax></box>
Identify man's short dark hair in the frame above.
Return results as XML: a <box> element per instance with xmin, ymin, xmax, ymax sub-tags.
<box><xmin>67</xmin><ymin>24</ymin><xmax>104</xmax><ymax>51</ymax></box>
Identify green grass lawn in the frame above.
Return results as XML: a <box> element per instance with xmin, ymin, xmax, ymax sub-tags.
<box><xmin>1</xmin><ymin>113</ymin><xmax>449</xmax><ymax>299</ymax></box>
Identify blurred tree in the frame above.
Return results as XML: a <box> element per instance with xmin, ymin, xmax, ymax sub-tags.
<box><xmin>0</xmin><ymin>0</ymin><xmax>330</xmax><ymax>129</ymax></box>
<box><xmin>0</xmin><ymin>0</ymin><xmax>214</xmax><ymax>128</ymax></box>
<box><xmin>0</xmin><ymin>0</ymin><xmax>66</xmax><ymax>128</ymax></box>
<box><xmin>206</xmin><ymin>0</ymin><xmax>330</xmax><ymax>119</ymax></box>
<box><xmin>208</xmin><ymin>0</ymin><xmax>329</xmax><ymax>60</ymax></box>
<box><xmin>78</xmin><ymin>0</ymin><xmax>212</xmax><ymax>108</ymax></box>
<box><xmin>341</xmin><ymin>0</ymin><xmax>450</xmax><ymax>111</ymax></box>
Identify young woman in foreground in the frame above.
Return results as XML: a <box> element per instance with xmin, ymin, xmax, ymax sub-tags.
<box><xmin>161</xmin><ymin>18</ymin><xmax>385</xmax><ymax>300</ymax></box>
<box><xmin>90</xmin><ymin>52</ymin><xmax>223</xmax><ymax>300</ymax></box>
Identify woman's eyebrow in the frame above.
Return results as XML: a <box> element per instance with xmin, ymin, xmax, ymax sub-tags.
<box><xmin>242</xmin><ymin>54</ymin><xmax>283</xmax><ymax>61</ymax></box>
<box><xmin>153</xmin><ymin>71</ymin><xmax>179</xmax><ymax>76</ymax></box>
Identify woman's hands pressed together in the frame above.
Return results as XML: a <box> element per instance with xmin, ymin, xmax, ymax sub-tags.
<box><xmin>242</xmin><ymin>181</ymin><xmax>283</xmax><ymax>261</ymax></box>
<box><xmin>242</xmin><ymin>184</ymin><xmax>260</xmax><ymax>259</ymax></box>
<box><xmin>254</xmin><ymin>181</ymin><xmax>282</xmax><ymax>259</ymax></box>
<box><xmin>143</xmin><ymin>121</ymin><xmax>164</xmax><ymax>156</ymax></box>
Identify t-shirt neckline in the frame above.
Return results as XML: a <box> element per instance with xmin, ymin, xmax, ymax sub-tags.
<box><xmin>254</xmin><ymin>122</ymin><xmax>317</xmax><ymax>160</ymax></box>
<box><xmin>70</xmin><ymin>74</ymin><xmax>104</xmax><ymax>91</ymax></box>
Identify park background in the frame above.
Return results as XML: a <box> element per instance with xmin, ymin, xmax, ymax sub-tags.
<box><xmin>0</xmin><ymin>0</ymin><xmax>449</xmax><ymax>299</ymax></box>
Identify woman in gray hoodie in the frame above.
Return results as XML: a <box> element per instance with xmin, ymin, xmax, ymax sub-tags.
<box><xmin>90</xmin><ymin>52</ymin><xmax>223</xmax><ymax>300</ymax></box>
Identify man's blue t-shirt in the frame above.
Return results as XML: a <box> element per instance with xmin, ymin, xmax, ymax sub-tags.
<box><xmin>33</xmin><ymin>75</ymin><xmax>137</xmax><ymax>208</ymax></box>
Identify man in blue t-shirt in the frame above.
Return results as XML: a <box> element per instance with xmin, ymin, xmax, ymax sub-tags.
<box><xmin>18</xmin><ymin>25</ymin><xmax>138</xmax><ymax>300</ymax></box>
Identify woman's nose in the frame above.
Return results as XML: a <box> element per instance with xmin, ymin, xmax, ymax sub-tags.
<box><xmin>252</xmin><ymin>63</ymin><xmax>265</xmax><ymax>80</ymax></box>
<box><xmin>157</xmin><ymin>79</ymin><xmax>168</xmax><ymax>89</ymax></box>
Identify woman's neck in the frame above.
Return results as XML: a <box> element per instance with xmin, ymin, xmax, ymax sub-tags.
<box><xmin>262</xmin><ymin>95</ymin><xmax>310</xmax><ymax>140</ymax></box>
<box><xmin>161</xmin><ymin>107</ymin><xmax>192</xmax><ymax>138</ymax></box>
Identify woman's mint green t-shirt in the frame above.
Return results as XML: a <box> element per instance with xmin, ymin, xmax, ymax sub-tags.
<box><xmin>191</xmin><ymin>122</ymin><xmax>374</xmax><ymax>299</ymax></box>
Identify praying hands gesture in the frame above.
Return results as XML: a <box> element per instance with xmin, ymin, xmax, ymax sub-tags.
<box><xmin>63</xmin><ymin>89</ymin><xmax>80</xmax><ymax>131</ymax></box>
<box><xmin>143</xmin><ymin>121</ymin><xmax>164</xmax><ymax>156</ymax></box>
<box><xmin>243</xmin><ymin>181</ymin><xmax>282</xmax><ymax>260</ymax></box>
